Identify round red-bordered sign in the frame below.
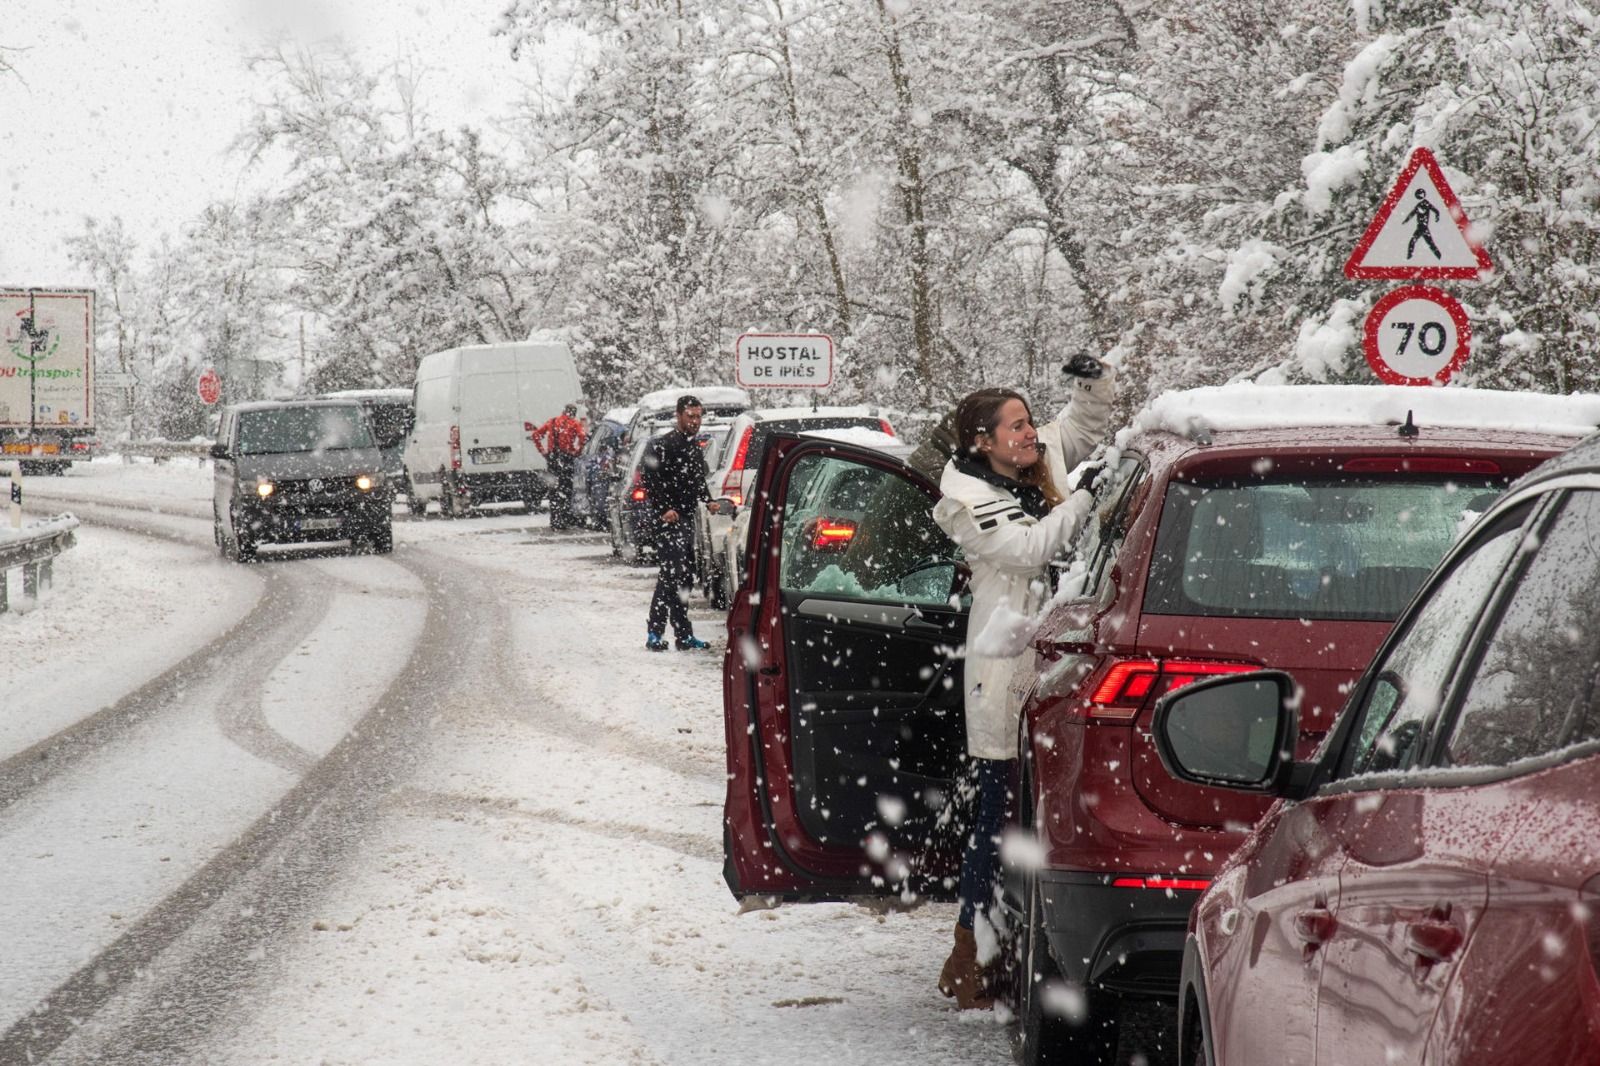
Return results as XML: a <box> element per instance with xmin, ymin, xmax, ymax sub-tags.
<box><xmin>197</xmin><ymin>366</ymin><xmax>222</xmax><ymax>405</ymax></box>
<box><xmin>1362</xmin><ymin>285</ymin><xmax>1472</xmax><ymax>386</ymax></box>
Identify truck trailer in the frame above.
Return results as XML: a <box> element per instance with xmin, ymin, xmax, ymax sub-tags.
<box><xmin>1</xmin><ymin>288</ymin><xmax>98</xmax><ymax>473</ymax></box>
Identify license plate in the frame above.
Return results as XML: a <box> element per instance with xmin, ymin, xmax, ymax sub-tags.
<box><xmin>470</xmin><ymin>447</ymin><xmax>511</xmax><ymax>465</ymax></box>
<box><xmin>299</xmin><ymin>517</ymin><xmax>341</xmax><ymax>531</ymax></box>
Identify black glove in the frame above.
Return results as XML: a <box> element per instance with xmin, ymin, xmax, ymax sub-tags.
<box><xmin>1076</xmin><ymin>463</ymin><xmax>1106</xmax><ymax>494</ymax></box>
<box><xmin>1061</xmin><ymin>353</ymin><xmax>1105</xmax><ymax>380</ymax></box>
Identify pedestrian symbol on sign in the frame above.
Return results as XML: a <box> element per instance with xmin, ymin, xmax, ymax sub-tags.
<box><xmin>1403</xmin><ymin>190</ymin><xmax>1442</xmax><ymax>261</ymax></box>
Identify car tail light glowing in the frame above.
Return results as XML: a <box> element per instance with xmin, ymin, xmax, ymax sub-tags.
<box><xmin>1112</xmin><ymin>876</ymin><xmax>1212</xmax><ymax>892</ymax></box>
<box><xmin>723</xmin><ymin>426</ymin><xmax>754</xmax><ymax>502</ymax></box>
<box><xmin>879</xmin><ymin>419</ymin><xmax>896</xmax><ymax>436</ymax></box>
<box><xmin>811</xmin><ymin>519</ymin><xmax>857</xmax><ymax>551</ymax></box>
<box><xmin>1087</xmin><ymin>658</ymin><xmax>1258</xmax><ymax>720</ymax></box>
<box><xmin>1341</xmin><ymin>456</ymin><xmax>1502</xmax><ymax>475</ymax></box>
<box><xmin>629</xmin><ymin>470</ymin><xmax>647</xmax><ymax>503</ymax></box>
<box><xmin>448</xmin><ymin>425</ymin><xmax>462</xmax><ymax>471</ymax></box>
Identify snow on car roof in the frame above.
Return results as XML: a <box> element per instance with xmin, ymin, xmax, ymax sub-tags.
<box><xmin>751</xmin><ymin>404</ymin><xmax>880</xmax><ymax>421</ymax></box>
<box><xmin>1130</xmin><ymin>384</ymin><xmax>1600</xmax><ymax>441</ymax></box>
<box><xmin>320</xmin><ymin>388</ymin><xmax>413</xmax><ymax>403</ymax></box>
<box><xmin>634</xmin><ymin>385</ymin><xmax>750</xmax><ymax>413</ymax></box>
<box><xmin>601</xmin><ymin>406</ymin><xmax>636</xmax><ymax>425</ymax></box>
<box><xmin>800</xmin><ymin>426</ymin><xmax>910</xmax><ymax>454</ymax></box>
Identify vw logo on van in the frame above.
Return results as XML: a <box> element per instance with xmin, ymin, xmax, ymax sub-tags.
<box><xmin>309</xmin><ymin>478</ymin><xmax>324</xmax><ymax>493</ymax></box>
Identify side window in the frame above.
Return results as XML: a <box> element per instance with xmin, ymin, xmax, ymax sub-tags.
<box><xmin>1059</xmin><ymin>455</ymin><xmax>1144</xmax><ymax>598</ymax></box>
<box><xmin>778</xmin><ymin>453</ymin><xmax>958</xmax><ymax>606</ymax></box>
<box><xmin>1442</xmin><ymin>491</ymin><xmax>1600</xmax><ymax>768</ymax></box>
<box><xmin>1340</xmin><ymin>502</ymin><xmax>1534</xmax><ymax>778</ymax></box>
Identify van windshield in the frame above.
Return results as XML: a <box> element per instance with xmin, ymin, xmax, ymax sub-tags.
<box><xmin>237</xmin><ymin>406</ymin><xmax>376</xmax><ymax>455</ymax></box>
<box><xmin>1143</xmin><ymin>477</ymin><xmax>1505</xmax><ymax>621</ymax></box>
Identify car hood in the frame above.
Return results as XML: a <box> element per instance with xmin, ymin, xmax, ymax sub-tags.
<box><xmin>234</xmin><ymin>448</ymin><xmax>385</xmax><ymax>481</ymax></box>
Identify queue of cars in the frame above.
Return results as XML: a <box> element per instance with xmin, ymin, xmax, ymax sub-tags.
<box><xmin>715</xmin><ymin>384</ymin><xmax>1600</xmax><ymax>1064</ymax></box>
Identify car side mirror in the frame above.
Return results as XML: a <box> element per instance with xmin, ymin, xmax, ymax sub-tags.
<box><xmin>1152</xmin><ymin>670</ymin><xmax>1300</xmax><ymax>794</ymax></box>
<box><xmin>209</xmin><ymin>442</ymin><xmax>229</xmax><ymax>460</ymax></box>
<box><xmin>713</xmin><ymin>496</ymin><xmax>739</xmax><ymax>519</ymax></box>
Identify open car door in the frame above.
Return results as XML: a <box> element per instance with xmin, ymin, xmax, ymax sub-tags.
<box><xmin>723</xmin><ymin>435</ymin><xmax>970</xmax><ymax>901</ymax></box>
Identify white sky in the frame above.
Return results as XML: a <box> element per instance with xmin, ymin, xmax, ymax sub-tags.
<box><xmin>0</xmin><ymin>0</ymin><xmax>533</xmax><ymax>286</ymax></box>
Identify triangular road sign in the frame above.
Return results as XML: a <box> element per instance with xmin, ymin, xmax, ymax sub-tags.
<box><xmin>1344</xmin><ymin>147</ymin><xmax>1493</xmax><ymax>280</ymax></box>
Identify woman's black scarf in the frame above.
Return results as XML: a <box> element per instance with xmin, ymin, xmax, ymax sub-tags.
<box><xmin>954</xmin><ymin>457</ymin><xmax>1050</xmax><ymax>520</ymax></box>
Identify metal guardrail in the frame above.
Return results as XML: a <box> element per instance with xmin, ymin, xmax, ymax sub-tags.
<box><xmin>0</xmin><ymin>513</ymin><xmax>79</xmax><ymax>614</ymax></box>
<box><xmin>111</xmin><ymin>439</ymin><xmax>213</xmax><ymax>463</ymax></box>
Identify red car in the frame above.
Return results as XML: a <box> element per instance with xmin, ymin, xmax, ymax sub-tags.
<box><xmin>720</xmin><ymin>387</ymin><xmax>1579</xmax><ymax>1060</ymax></box>
<box><xmin>1153</xmin><ymin>431</ymin><xmax>1600</xmax><ymax>1066</ymax></box>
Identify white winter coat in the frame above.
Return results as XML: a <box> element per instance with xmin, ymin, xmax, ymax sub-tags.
<box><xmin>931</xmin><ymin>371</ymin><xmax>1116</xmax><ymax>760</ymax></box>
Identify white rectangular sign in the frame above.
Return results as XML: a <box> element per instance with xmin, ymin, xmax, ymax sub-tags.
<box><xmin>735</xmin><ymin>333</ymin><xmax>834</xmax><ymax>388</ymax></box>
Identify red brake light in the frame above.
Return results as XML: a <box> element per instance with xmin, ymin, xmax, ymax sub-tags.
<box><xmin>1112</xmin><ymin>876</ymin><xmax>1212</xmax><ymax>892</ymax></box>
<box><xmin>448</xmin><ymin>425</ymin><xmax>462</xmax><ymax>471</ymax></box>
<box><xmin>629</xmin><ymin>469</ymin><xmax>647</xmax><ymax>502</ymax></box>
<box><xmin>811</xmin><ymin>519</ymin><xmax>857</xmax><ymax>551</ymax></box>
<box><xmin>879</xmin><ymin>419</ymin><xmax>896</xmax><ymax>437</ymax></box>
<box><xmin>728</xmin><ymin>427</ymin><xmax>754</xmax><ymax>472</ymax></box>
<box><xmin>1087</xmin><ymin>658</ymin><xmax>1257</xmax><ymax>720</ymax></box>
<box><xmin>1341</xmin><ymin>456</ymin><xmax>1502</xmax><ymax>474</ymax></box>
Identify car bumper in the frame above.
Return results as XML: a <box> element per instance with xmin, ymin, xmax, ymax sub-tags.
<box><xmin>238</xmin><ymin>497</ymin><xmax>391</xmax><ymax>544</ymax></box>
<box><xmin>1037</xmin><ymin>870</ymin><xmax>1203</xmax><ymax>999</ymax></box>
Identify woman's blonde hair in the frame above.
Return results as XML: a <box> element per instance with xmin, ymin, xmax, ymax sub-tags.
<box><xmin>953</xmin><ymin>389</ymin><xmax>1064</xmax><ymax>507</ymax></box>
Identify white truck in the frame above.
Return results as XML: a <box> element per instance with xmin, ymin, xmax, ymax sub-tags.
<box><xmin>1</xmin><ymin>288</ymin><xmax>98</xmax><ymax>473</ymax></box>
<box><xmin>403</xmin><ymin>341</ymin><xmax>582</xmax><ymax>516</ymax></box>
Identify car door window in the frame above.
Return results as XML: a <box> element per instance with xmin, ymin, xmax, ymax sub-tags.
<box><xmin>778</xmin><ymin>453</ymin><xmax>958</xmax><ymax>606</ymax></box>
<box><xmin>1339</xmin><ymin>502</ymin><xmax>1535</xmax><ymax>777</ymax></box>
<box><xmin>1441</xmin><ymin>490</ymin><xmax>1600</xmax><ymax>768</ymax></box>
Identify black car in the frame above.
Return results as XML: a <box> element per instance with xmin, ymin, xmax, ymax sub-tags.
<box><xmin>211</xmin><ymin>400</ymin><xmax>394</xmax><ymax>561</ymax></box>
<box><xmin>319</xmin><ymin>388</ymin><xmax>415</xmax><ymax>502</ymax></box>
<box><xmin>572</xmin><ymin>412</ymin><xmax>632</xmax><ymax>530</ymax></box>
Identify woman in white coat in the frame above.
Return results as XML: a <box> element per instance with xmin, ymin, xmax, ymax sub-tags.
<box><xmin>929</xmin><ymin>363</ymin><xmax>1115</xmax><ymax>1009</ymax></box>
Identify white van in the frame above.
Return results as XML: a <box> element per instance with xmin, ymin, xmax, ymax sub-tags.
<box><xmin>404</xmin><ymin>342</ymin><xmax>582</xmax><ymax>516</ymax></box>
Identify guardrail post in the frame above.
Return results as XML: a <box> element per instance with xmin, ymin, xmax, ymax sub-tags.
<box><xmin>0</xmin><ymin>570</ymin><xmax>8</xmax><ymax>613</ymax></box>
<box><xmin>40</xmin><ymin>556</ymin><xmax>53</xmax><ymax>592</ymax></box>
<box><xmin>23</xmin><ymin>561</ymin><xmax>38</xmax><ymax>601</ymax></box>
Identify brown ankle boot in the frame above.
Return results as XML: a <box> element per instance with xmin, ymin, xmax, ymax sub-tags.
<box><xmin>936</xmin><ymin>923</ymin><xmax>994</xmax><ymax>1010</ymax></box>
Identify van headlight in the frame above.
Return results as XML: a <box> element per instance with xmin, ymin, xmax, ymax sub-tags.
<box><xmin>255</xmin><ymin>480</ymin><xmax>275</xmax><ymax>498</ymax></box>
<box><xmin>355</xmin><ymin>474</ymin><xmax>375</xmax><ymax>492</ymax></box>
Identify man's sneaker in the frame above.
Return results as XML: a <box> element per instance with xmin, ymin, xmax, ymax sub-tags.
<box><xmin>675</xmin><ymin>636</ymin><xmax>712</xmax><ymax>651</ymax></box>
<box><xmin>646</xmin><ymin>632</ymin><xmax>670</xmax><ymax>652</ymax></box>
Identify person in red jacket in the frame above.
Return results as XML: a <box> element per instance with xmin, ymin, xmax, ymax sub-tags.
<box><xmin>529</xmin><ymin>403</ymin><xmax>588</xmax><ymax>530</ymax></box>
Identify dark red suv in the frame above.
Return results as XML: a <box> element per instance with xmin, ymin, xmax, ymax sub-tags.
<box><xmin>1151</xmin><ymin>430</ymin><xmax>1600</xmax><ymax>1066</ymax></box>
<box><xmin>720</xmin><ymin>387</ymin><xmax>1578</xmax><ymax>1060</ymax></box>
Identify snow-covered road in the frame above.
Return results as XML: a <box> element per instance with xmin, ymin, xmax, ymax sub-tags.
<box><xmin>0</xmin><ymin>460</ymin><xmax>1032</xmax><ymax>1065</ymax></box>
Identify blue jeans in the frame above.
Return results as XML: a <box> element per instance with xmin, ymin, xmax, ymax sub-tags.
<box><xmin>957</xmin><ymin>757</ymin><xmax>1013</xmax><ymax>930</ymax></box>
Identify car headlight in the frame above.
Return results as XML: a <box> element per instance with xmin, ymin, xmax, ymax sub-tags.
<box><xmin>256</xmin><ymin>480</ymin><xmax>275</xmax><ymax>498</ymax></box>
<box><xmin>355</xmin><ymin>474</ymin><xmax>375</xmax><ymax>492</ymax></box>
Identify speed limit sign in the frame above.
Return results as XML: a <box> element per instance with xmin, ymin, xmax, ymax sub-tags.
<box><xmin>1362</xmin><ymin>285</ymin><xmax>1472</xmax><ymax>386</ymax></box>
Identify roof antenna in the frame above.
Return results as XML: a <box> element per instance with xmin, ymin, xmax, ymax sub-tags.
<box><xmin>1398</xmin><ymin>410</ymin><xmax>1419</xmax><ymax>438</ymax></box>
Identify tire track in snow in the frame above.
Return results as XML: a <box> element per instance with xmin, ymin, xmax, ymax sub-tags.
<box><xmin>0</xmin><ymin>518</ymin><xmax>456</xmax><ymax>1063</ymax></box>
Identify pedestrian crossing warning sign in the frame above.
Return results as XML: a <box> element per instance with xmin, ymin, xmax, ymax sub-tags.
<box><xmin>1343</xmin><ymin>147</ymin><xmax>1494</xmax><ymax>281</ymax></box>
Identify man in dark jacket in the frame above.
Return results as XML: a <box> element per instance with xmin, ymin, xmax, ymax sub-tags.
<box><xmin>640</xmin><ymin>395</ymin><xmax>723</xmax><ymax>651</ymax></box>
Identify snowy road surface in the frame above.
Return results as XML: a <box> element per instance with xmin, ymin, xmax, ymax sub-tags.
<box><xmin>0</xmin><ymin>459</ymin><xmax>1165</xmax><ymax>1066</ymax></box>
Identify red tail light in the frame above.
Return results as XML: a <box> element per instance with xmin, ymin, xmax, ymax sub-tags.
<box><xmin>810</xmin><ymin>518</ymin><xmax>856</xmax><ymax>551</ymax></box>
<box><xmin>1112</xmin><ymin>876</ymin><xmax>1212</xmax><ymax>892</ymax></box>
<box><xmin>879</xmin><ymin>419</ymin><xmax>896</xmax><ymax>436</ymax></box>
<box><xmin>722</xmin><ymin>426</ymin><xmax>754</xmax><ymax>502</ymax></box>
<box><xmin>1341</xmin><ymin>456</ymin><xmax>1502</xmax><ymax>474</ymax></box>
<box><xmin>629</xmin><ymin>470</ymin><xmax>647</xmax><ymax>503</ymax></box>
<box><xmin>448</xmin><ymin>425</ymin><xmax>462</xmax><ymax>471</ymax></box>
<box><xmin>1087</xmin><ymin>658</ymin><xmax>1257</xmax><ymax>721</ymax></box>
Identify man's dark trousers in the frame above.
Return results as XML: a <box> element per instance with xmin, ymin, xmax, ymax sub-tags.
<box><xmin>548</xmin><ymin>451</ymin><xmax>576</xmax><ymax>528</ymax></box>
<box><xmin>648</xmin><ymin>522</ymin><xmax>696</xmax><ymax>640</ymax></box>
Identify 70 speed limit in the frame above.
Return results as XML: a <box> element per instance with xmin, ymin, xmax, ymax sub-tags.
<box><xmin>1362</xmin><ymin>284</ymin><xmax>1472</xmax><ymax>386</ymax></box>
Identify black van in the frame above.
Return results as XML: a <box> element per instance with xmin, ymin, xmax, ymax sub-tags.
<box><xmin>211</xmin><ymin>400</ymin><xmax>394</xmax><ymax>561</ymax></box>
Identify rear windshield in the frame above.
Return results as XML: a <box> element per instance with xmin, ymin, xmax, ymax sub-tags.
<box><xmin>1143</xmin><ymin>477</ymin><xmax>1505</xmax><ymax>621</ymax></box>
<box><xmin>237</xmin><ymin>406</ymin><xmax>375</xmax><ymax>455</ymax></box>
<box><xmin>364</xmin><ymin>402</ymin><xmax>413</xmax><ymax>446</ymax></box>
<box><xmin>746</xmin><ymin>417</ymin><xmax>882</xmax><ymax>475</ymax></box>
